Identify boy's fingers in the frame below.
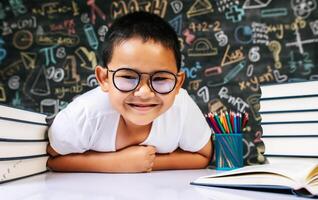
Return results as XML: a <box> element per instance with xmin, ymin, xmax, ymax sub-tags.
<box><xmin>149</xmin><ymin>154</ymin><xmax>156</xmax><ymax>161</ymax></box>
<box><xmin>147</xmin><ymin>145</ymin><xmax>157</xmax><ymax>154</ymax></box>
<box><xmin>146</xmin><ymin>163</ymin><xmax>153</xmax><ymax>172</ymax></box>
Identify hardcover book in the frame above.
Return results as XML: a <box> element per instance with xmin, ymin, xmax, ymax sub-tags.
<box><xmin>191</xmin><ymin>163</ymin><xmax>318</xmax><ymax>198</ymax></box>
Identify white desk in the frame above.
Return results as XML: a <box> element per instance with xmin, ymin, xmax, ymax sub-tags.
<box><xmin>0</xmin><ymin>169</ymin><xmax>309</xmax><ymax>200</ymax></box>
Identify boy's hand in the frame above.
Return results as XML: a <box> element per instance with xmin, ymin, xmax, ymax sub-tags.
<box><xmin>119</xmin><ymin>145</ymin><xmax>156</xmax><ymax>173</ymax></box>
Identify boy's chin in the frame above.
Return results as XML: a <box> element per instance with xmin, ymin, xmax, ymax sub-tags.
<box><xmin>126</xmin><ymin>116</ymin><xmax>155</xmax><ymax>126</ymax></box>
<box><xmin>131</xmin><ymin>119</ymin><xmax>153</xmax><ymax>126</ymax></box>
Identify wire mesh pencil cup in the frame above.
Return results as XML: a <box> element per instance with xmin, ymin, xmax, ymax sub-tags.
<box><xmin>215</xmin><ymin>133</ymin><xmax>243</xmax><ymax>170</ymax></box>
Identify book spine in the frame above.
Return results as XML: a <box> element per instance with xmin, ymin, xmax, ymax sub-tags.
<box><xmin>266</xmin><ymin>155</ymin><xmax>318</xmax><ymax>158</ymax></box>
<box><xmin>262</xmin><ymin>137</ymin><xmax>318</xmax><ymax>156</ymax></box>
<box><xmin>0</xmin><ymin>138</ymin><xmax>48</xmax><ymax>142</ymax></box>
<box><xmin>0</xmin><ymin>154</ymin><xmax>49</xmax><ymax>161</ymax></box>
<box><xmin>260</xmin><ymin>110</ymin><xmax>318</xmax><ymax>123</ymax></box>
<box><xmin>260</xmin><ymin>80</ymin><xmax>318</xmax><ymax>99</ymax></box>
<box><xmin>0</xmin><ymin>155</ymin><xmax>49</xmax><ymax>184</ymax></box>
<box><xmin>262</xmin><ymin>135</ymin><xmax>318</xmax><ymax>138</ymax></box>
<box><xmin>261</xmin><ymin>121</ymin><xmax>318</xmax><ymax>125</ymax></box>
<box><xmin>259</xmin><ymin>109</ymin><xmax>318</xmax><ymax>114</ymax></box>
<box><xmin>0</xmin><ymin>116</ymin><xmax>48</xmax><ymax>126</ymax></box>
<box><xmin>261</xmin><ymin>121</ymin><xmax>318</xmax><ymax>137</ymax></box>
<box><xmin>0</xmin><ymin>170</ymin><xmax>48</xmax><ymax>184</ymax></box>
<box><xmin>260</xmin><ymin>96</ymin><xmax>318</xmax><ymax>113</ymax></box>
<box><xmin>260</xmin><ymin>94</ymin><xmax>318</xmax><ymax>101</ymax></box>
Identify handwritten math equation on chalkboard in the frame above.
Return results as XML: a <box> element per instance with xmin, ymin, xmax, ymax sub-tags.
<box><xmin>0</xmin><ymin>0</ymin><xmax>317</xmax><ymax>164</ymax></box>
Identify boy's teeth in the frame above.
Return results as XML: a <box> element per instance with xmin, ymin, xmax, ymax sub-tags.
<box><xmin>130</xmin><ymin>103</ymin><xmax>154</xmax><ymax>107</ymax></box>
<box><xmin>135</xmin><ymin>104</ymin><xmax>148</xmax><ymax>107</ymax></box>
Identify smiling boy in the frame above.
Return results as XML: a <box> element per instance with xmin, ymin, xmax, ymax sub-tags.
<box><xmin>47</xmin><ymin>11</ymin><xmax>212</xmax><ymax>173</ymax></box>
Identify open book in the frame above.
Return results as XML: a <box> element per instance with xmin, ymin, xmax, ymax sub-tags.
<box><xmin>191</xmin><ymin>163</ymin><xmax>318</xmax><ymax>198</ymax></box>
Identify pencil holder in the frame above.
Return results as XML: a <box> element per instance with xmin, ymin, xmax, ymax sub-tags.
<box><xmin>215</xmin><ymin>133</ymin><xmax>243</xmax><ymax>170</ymax></box>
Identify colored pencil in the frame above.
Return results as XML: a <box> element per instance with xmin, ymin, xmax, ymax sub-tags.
<box><xmin>209</xmin><ymin>113</ymin><xmax>222</xmax><ymax>133</ymax></box>
<box><xmin>214</xmin><ymin>113</ymin><xmax>226</xmax><ymax>134</ymax></box>
<box><xmin>242</xmin><ymin>112</ymin><xmax>249</xmax><ymax>129</ymax></box>
<box><xmin>225</xmin><ymin>111</ymin><xmax>233</xmax><ymax>133</ymax></box>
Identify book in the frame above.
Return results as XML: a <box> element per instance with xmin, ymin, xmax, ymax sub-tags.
<box><xmin>0</xmin><ymin>104</ymin><xmax>47</xmax><ymax>125</ymax></box>
<box><xmin>266</xmin><ymin>156</ymin><xmax>318</xmax><ymax>164</ymax></box>
<box><xmin>0</xmin><ymin>118</ymin><xmax>48</xmax><ymax>141</ymax></box>
<box><xmin>260</xmin><ymin>110</ymin><xmax>318</xmax><ymax>124</ymax></box>
<box><xmin>260</xmin><ymin>96</ymin><xmax>318</xmax><ymax>112</ymax></box>
<box><xmin>0</xmin><ymin>104</ymin><xmax>49</xmax><ymax>183</ymax></box>
<box><xmin>0</xmin><ymin>156</ymin><xmax>48</xmax><ymax>184</ymax></box>
<box><xmin>262</xmin><ymin>137</ymin><xmax>318</xmax><ymax>157</ymax></box>
<box><xmin>261</xmin><ymin>122</ymin><xmax>318</xmax><ymax>136</ymax></box>
<box><xmin>0</xmin><ymin>140</ymin><xmax>48</xmax><ymax>160</ymax></box>
<box><xmin>191</xmin><ymin>163</ymin><xmax>318</xmax><ymax>197</ymax></box>
<box><xmin>261</xmin><ymin>81</ymin><xmax>318</xmax><ymax>99</ymax></box>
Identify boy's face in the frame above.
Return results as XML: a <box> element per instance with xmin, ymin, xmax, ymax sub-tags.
<box><xmin>96</xmin><ymin>38</ymin><xmax>185</xmax><ymax>126</ymax></box>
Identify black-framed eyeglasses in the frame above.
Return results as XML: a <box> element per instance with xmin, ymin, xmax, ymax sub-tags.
<box><xmin>106</xmin><ymin>66</ymin><xmax>180</xmax><ymax>94</ymax></box>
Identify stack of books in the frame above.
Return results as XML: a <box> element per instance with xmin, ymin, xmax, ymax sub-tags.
<box><xmin>0</xmin><ymin>104</ymin><xmax>49</xmax><ymax>184</ymax></box>
<box><xmin>260</xmin><ymin>81</ymin><xmax>318</xmax><ymax>164</ymax></box>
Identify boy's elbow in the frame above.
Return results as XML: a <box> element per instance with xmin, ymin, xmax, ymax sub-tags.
<box><xmin>190</xmin><ymin>153</ymin><xmax>211</xmax><ymax>169</ymax></box>
<box><xmin>47</xmin><ymin>144</ymin><xmax>60</xmax><ymax>157</ymax></box>
<box><xmin>196</xmin><ymin>140</ymin><xmax>213</xmax><ymax>169</ymax></box>
<box><xmin>46</xmin><ymin>144</ymin><xmax>63</xmax><ymax>171</ymax></box>
<box><xmin>193</xmin><ymin>153</ymin><xmax>211</xmax><ymax>169</ymax></box>
<box><xmin>46</xmin><ymin>156</ymin><xmax>72</xmax><ymax>172</ymax></box>
<box><xmin>199</xmin><ymin>139</ymin><xmax>213</xmax><ymax>167</ymax></box>
<box><xmin>47</xmin><ymin>157</ymin><xmax>59</xmax><ymax>171</ymax></box>
<box><xmin>202</xmin><ymin>155</ymin><xmax>211</xmax><ymax>168</ymax></box>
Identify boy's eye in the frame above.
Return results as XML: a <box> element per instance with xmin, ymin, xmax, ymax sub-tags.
<box><xmin>153</xmin><ymin>77</ymin><xmax>169</xmax><ymax>82</ymax></box>
<box><xmin>117</xmin><ymin>75</ymin><xmax>138</xmax><ymax>80</ymax></box>
<box><xmin>153</xmin><ymin>77</ymin><xmax>167</xmax><ymax>81</ymax></box>
<box><xmin>152</xmin><ymin>72</ymin><xmax>175</xmax><ymax>82</ymax></box>
<box><xmin>115</xmin><ymin>69</ymin><xmax>139</xmax><ymax>80</ymax></box>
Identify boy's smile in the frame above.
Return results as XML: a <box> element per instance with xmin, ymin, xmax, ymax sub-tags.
<box><xmin>96</xmin><ymin>37</ymin><xmax>185</xmax><ymax>126</ymax></box>
<box><xmin>126</xmin><ymin>101</ymin><xmax>159</xmax><ymax>113</ymax></box>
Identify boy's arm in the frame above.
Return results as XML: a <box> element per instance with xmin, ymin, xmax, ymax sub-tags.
<box><xmin>152</xmin><ymin>139</ymin><xmax>212</xmax><ymax>170</ymax></box>
<box><xmin>46</xmin><ymin>144</ymin><xmax>156</xmax><ymax>173</ymax></box>
<box><xmin>47</xmin><ymin>145</ymin><xmax>60</xmax><ymax>157</ymax></box>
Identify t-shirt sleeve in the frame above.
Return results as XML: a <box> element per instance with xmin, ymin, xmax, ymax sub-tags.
<box><xmin>178</xmin><ymin>92</ymin><xmax>211</xmax><ymax>152</ymax></box>
<box><xmin>48</xmin><ymin>100</ymin><xmax>91</xmax><ymax>155</ymax></box>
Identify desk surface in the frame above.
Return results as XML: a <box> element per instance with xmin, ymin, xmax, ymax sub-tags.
<box><xmin>0</xmin><ymin>169</ymin><xmax>309</xmax><ymax>200</ymax></box>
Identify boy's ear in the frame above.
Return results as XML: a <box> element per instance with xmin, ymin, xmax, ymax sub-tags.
<box><xmin>95</xmin><ymin>65</ymin><xmax>109</xmax><ymax>92</ymax></box>
<box><xmin>175</xmin><ymin>71</ymin><xmax>185</xmax><ymax>94</ymax></box>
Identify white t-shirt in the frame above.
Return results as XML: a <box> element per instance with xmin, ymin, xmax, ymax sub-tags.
<box><xmin>48</xmin><ymin>87</ymin><xmax>211</xmax><ymax>155</ymax></box>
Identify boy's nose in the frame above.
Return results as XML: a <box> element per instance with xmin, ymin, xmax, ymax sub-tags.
<box><xmin>133</xmin><ymin>77</ymin><xmax>155</xmax><ymax>98</ymax></box>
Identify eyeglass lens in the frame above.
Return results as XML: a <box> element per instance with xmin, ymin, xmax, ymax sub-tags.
<box><xmin>112</xmin><ymin>68</ymin><xmax>177</xmax><ymax>94</ymax></box>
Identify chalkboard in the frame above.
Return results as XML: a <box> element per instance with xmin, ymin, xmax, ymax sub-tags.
<box><xmin>0</xmin><ymin>0</ymin><xmax>317</xmax><ymax>165</ymax></box>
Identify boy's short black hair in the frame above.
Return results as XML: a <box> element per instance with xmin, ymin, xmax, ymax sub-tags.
<box><xmin>99</xmin><ymin>11</ymin><xmax>181</xmax><ymax>71</ymax></box>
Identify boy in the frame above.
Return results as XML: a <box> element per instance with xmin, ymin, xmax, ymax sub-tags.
<box><xmin>47</xmin><ymin>11</ymin><xmax>212</xmax><ymax>173</ymax></box>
